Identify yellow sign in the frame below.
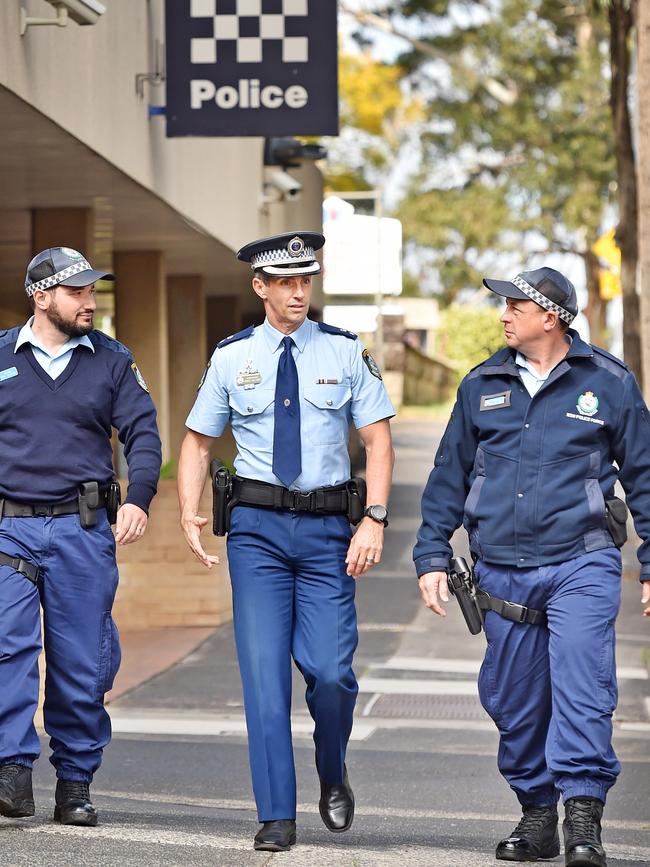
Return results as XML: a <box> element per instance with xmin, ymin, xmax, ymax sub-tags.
<box><xmin>592</xmin><ymin>229</ymin><xmax>621</xmax><ymax>300</ymax></box>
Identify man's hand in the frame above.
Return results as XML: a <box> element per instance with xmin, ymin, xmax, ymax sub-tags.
<box><xmin>181</xmin><ymin>512</ymin><xmax>220</xmax><ymax>569</ymax></box>
<box><xmin>345</xmin><ymin>517</ymin><xmax>384</xmax><ymax>578</ymax></box>
<box><xmin>642</xmin><ymin>581</ymin><xmax>650</xmax><ymax>617</ymax></box>
<box><xmin>419</xmin><ymin>570</ymin><xmax>449</xmax><ymax>616</ymax></box>
<box><xmin>115</xmin><ymin>504</ymin><xmax>148</xmax><ymax>546</ymax></box>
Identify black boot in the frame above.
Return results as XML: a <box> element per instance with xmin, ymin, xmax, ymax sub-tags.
<box><xmin>319</xmin><ymin>764</ymin><xmax>354</xmax><ymax>833</ymax></box>
<box><xmin>563</xmin><ymin>797</ymin><xmax>607</xmax><ymax>867</ymax></box>
<box><xmin>253</xmin><ymin>819</ymin><xmax>296</xmax><ymax>851</ymax></box>
<box><xmin>0</xmin><ymin>764</ymin><xmax>35</xmax><ymax>818</ymax></box>
<box><xmin>496</xmin><ymin>804</ymin><xmax>560</xmax><ymax>861</ymax></box>
<box><xmin>53</xmin><ymin>780</ymin><xmax>98</xmax><ymax>827</ymax></box>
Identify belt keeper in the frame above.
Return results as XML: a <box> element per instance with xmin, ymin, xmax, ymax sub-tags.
<box><xmin>0</xmin><ymin>499</ymin><xmax>4</xmax><ymax>520</ymax></box>
<box><xmin>273</xmin><ymin>486</ymin><xmax>284</xmax><ymax>509</ymax></box>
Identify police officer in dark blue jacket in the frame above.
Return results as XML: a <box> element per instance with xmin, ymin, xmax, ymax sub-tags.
<box><xmin>415</xmin><ymin>267</ymin><xmax>650</xmax><ymax>867</ymax></box>
<box><xmin>0</xmin><ymin>247</ymin><xmax>162</xmax><ymax>827</ymax></box>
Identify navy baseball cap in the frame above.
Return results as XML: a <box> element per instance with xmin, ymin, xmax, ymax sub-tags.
<box><xmin>237</xmin><ymin>231</ymin><xmax>324</xmax><ymax>277</ymax></box>
<box><xmin>483</xmin><ymin>266</ymin><xmax>578</xmax><ymax>325</ymax></box>
<box><xmin>25</xmin><ymin>247</ymin><xmax>114</xmax><ymax>297</ymax></box>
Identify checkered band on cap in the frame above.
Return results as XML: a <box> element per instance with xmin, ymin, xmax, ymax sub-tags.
<box><xmin>26</xmin><ymin>260</ymin><xmax>92</xmax><ymax>297</ymax></box>
<box><xmin>511</xmin><ymin>275</ymin><xmax>575</xmax><ymax>324</ymax></box>
<box><xmin>250</xmin><ymin>245</ymin><xmax>316</xmax><ymax>270</ymax></box>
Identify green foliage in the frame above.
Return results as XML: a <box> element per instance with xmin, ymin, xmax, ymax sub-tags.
<box><xmin>159</xmin><ymin>459</ymin><xmax>175</xmax><ymax>480</ymax></box>
<box><xmin>348</xmin><ymin>1</ymin><xmax>615</xmax><ymax>306</ymax></box>
<box><xmin>435</xmin><ymin>303</ymin><xmax>506</xmax><ymax>383</ymax></box>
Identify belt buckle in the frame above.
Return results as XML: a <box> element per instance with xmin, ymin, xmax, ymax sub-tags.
<box><xmin>32</xmin><ymin>505</ymin><xmax>52</xmax><ymax>517</ymax></box>
<box><xmin>289</xmin><ymin>491</ymin><xmax>312</xmax><ymax>512</ymax></box>
<box><xmin>503</xmin><ymin>600</ymin><xmax>528</xmax><ymax>623</ymax></box>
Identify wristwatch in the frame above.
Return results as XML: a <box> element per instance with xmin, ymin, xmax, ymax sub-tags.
<box><xmin>364</xmin><ymin>505</ymin><xmax>389</xmax><ymax>527</ymax></box>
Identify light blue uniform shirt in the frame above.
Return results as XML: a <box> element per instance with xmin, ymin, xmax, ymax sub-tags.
<box><xmin>186</xmin><ymin>317</ymin><xmax>395</xmax><ymax>491</ymax></box>
<box><xmin>516</xmin><ymin>336</ymin><xmax>572</xmax><ymax>397</ymax></box>
<box><xmin>14</xmin><ymin>317</ymin><xmax>94</xmax><ymax>379</ymax></box>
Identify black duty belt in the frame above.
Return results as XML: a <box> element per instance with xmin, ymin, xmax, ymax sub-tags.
<box><xmin>476</xmin><ymin>588</ymin><xmax>547</xmax><ymax>626</ymax></box>
<box><xmin>0</xmin><ymin>493</ymin><xmax>107</xmax><ymax>519</ymax></box>
<box><xmin>0</xmin><ymin>552</ymin><xmax>40</xmax><ymax>586</ymax></box>
<box><xmin>232</xmin><ymin>477</ymin><xmax>349</xmax><ymax>515</ymax></box>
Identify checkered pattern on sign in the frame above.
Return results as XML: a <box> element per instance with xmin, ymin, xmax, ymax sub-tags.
<box><xmin>512</xmin><ymin>275</ymin><xmax>575</xmax><ymax>324</ymax></box>
<box><xmin>190</xmin><ymin>0</ymin><xmax>309</xmax><ymax>65</ymax></box>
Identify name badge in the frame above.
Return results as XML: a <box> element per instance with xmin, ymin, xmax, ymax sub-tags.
<box><xmin>480</xmin><ymin>390</ymin><xmax>511</xmax><ymax>411</ymax></box>
<box><xmin>0</xmin><ymin>367</ymin><xmax>18</xmax><ymax>382</ymax></box>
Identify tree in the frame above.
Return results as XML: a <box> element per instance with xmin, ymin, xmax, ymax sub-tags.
<box><xmin>637</xmin><ymin>0</ymin><xmax>650</xmax><ymax>398</ymax></box>
<box><xmin>344</xmin><ymin>1</ymin><xmax>617</xmax><ymax>346</ymax></box>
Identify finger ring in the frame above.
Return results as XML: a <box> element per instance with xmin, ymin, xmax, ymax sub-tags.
<box><xmin>366</xmin><ymin>557</ymin><xmax>375</xmax><ymax>564</ymax></box>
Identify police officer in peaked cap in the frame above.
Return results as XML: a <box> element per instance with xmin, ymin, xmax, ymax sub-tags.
<box><xmin>0</xmin><ymin>247</ymin><xmax>161</xmax><ymax>826</ymax></box>
<box><xmin>415</xmin><ymin>266</ymin><xmax>650</xmax><ymax>867</ymax></box>
<box><xmin>178</xmin><ymin>231</ymin><xmax>395</xmax><ymax>851</ymax></box>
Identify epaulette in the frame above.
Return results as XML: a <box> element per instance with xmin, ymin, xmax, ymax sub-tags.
<box><xmin>217</xmin><ymin>325</ymin><xmax>255</xmax><ymax>349</ymax></box>
<box><xmin>0</xmin><ymin>327</ymin><xmax>22</xmax><ymax>350</ymax></box>
<box><xmin>89</xmin><ymin>330</ymin><xmax>132</xmax><ymax>357</ymax></box>
<box><xmin>592</xmin><ymin>344</ymin><xmax>629</xmax><ymax>371</ymax></box>
<box><xmin>317</xmin><ymin>322</ymin><xmax>357</xmax><ymax>340</ymax></box>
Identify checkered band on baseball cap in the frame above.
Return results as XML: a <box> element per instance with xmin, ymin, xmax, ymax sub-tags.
<box><xmin>24</xmin><ymin>247</ymin><xmax>114</xmax><ymax>297</ymax></box>
<box><xmin>511</xmin><ymin>275</ymin><xmax>576</xmax><ymax>324</ymax></box>
<box><xmin>482</xmin><ymin>266</ymin><xmax>578</xmax><ymax>325</ymax></box>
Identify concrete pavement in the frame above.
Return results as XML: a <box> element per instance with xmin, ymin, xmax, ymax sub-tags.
<box><xmin>2</xmin><ymin>417</ymin><xmax>649</xmax><ymax>866</ymax></box>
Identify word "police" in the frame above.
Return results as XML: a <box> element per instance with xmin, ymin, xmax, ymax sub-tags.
<box><xmin>191</xmin><ymin>79</ymin><xmax>309</xmax><ymax>110</ymax></box>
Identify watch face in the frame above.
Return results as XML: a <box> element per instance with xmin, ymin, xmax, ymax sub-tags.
<box><xmin>369</xmin><ymin>505</ymin><xmax>388</xmax><ymax>521</ymax></box>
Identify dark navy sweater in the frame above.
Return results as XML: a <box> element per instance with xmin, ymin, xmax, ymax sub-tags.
<box><xmin>0</xmin><ymin>328</ymin><xmax>161</xmax><ymax>512</ymax></box>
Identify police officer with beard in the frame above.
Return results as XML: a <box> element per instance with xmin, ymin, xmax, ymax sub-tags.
<box><xmin>0</xmin><ymin>247</ymin><xmax>161</xmax><ymax>827</ymax></box>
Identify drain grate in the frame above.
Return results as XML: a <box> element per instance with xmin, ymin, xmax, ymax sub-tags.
<box><xmin>367</xmin><ymin>693</ymin><xmax>490</xmax><ymax>721</ymax></box>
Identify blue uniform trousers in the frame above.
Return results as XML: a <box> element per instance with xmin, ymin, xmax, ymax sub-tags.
<box><xmin>227</xmin><ymin>506</ymin><xmax>358</xmax><ymax>822</ymax></box>
<box><xmin>0</xmin><ymin>513</ymin><xmax>120</xmax><ymax>781</ymax></box>
<box><xmin>475</xmin><ymin>550</ymin><xmax>621</xmax><ymax>806</ymax></box>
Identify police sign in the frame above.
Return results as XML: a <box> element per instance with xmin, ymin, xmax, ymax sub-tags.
<box><xmin>165</xmin><ymin>0</ymin><xmax>339</xmax><ymax>137</ymax></box>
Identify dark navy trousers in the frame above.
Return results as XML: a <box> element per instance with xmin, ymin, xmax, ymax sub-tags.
<box><xmin>227</xmin><ymin>506</ymin><xmax>358</xmax><ymax>822</ymax></box>
<box><xmin>475</xmin><ymin>550</ymin><xmax>621</xmax><ymax>806</ymax></box>
<box><xmin>0</xmin><ymin>513</ymin><xmax>120</xmax><ymax>782</ymax></box>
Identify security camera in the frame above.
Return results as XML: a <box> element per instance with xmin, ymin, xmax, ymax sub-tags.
<box><xmin>47</xmin><ymin>0</ymin><xmax>106</xmax><ymax>25</ymax></box>
<box><xmin>267</xmin><ymin>170</ymin><xmax>303</xmax><ymax>201</ymax></box>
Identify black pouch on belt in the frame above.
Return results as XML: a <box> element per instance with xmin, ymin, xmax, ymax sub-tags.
<box><xmin>78</xmin><ymin>481</ymin><xmax>99</xmax><ymax>529</ymax></box>
<box><xmin>106</xmin><ymin>479</ymin><xmax>122</xmax><ymax>525</ymax></box>
<box><xmin>605</xmin><ymin>496</ymin><xmax>628</xmax><ymax>548</ymax></box>
<box><xmin>346</xmin><ymin>477</ymin><xmax>367</xmax><ymax>525</ymax></box>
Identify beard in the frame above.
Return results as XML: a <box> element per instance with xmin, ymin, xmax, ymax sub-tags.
<box><xmin>46</xmin><ymin>298</ymin><xmax>94</xmax><ymax>338</ymax></box>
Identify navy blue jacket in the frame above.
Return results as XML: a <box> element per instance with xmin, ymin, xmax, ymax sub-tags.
<box><xmin>0</xmin><ymin>328</ymin><xmax>161</xmax><ymax>512</ymax></box>
<box><xmin>414</xmin><ymin>331</ymin><xmax>650</xmax><ymax>580</ymax></box>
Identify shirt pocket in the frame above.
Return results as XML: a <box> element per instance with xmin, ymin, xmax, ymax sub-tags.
<box><xmin>228</xmin><ymin>388</ymin><xmax>275</xmax><ymax>453</ymax></box>
<box><xmin>303</xmin><ymin>384</ymin><xmax>352</xmax><ymax>444</ymax></box>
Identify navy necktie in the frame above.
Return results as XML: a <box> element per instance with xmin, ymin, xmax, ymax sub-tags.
<box><xmin>272</xmin><ymin>335</ymin><xmax>302</xmax><ymax>487</ymax></box>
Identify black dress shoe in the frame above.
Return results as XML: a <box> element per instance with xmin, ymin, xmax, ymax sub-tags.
<box><xmin>0</xmin><ymin>764</ymin><xmax>35</xmax><ymax>818</ymax></box>
<box><xmin>319</xmin><ymin>765</ymin><xmax>354</xmax><ymax>833</ymax></box>
<box><xmin>564</xmin><ymin>797</ymin><xmax>607</xmax><ymax>867</ymax></box>
<box><xmin>253</xmin><ymin>819</ymin><xmax>296</xmax><ymax>851</ymax></box>
<box><xmin>496</xmin><ymin>804</ymin><xmax>559</xmax><ymax>861</ymax></box>
<box><xmin>53</xmin><ymin>780</ymin><xmax>98</xmax><ymax>827</ymax></box>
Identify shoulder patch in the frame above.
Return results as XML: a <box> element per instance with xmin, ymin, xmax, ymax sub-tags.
<box><xmin>89</xmin><ymin>330</ymin><xmax>132</xmax><ymax>357</ymax></box>
<box><xmin>131</xmin><ymin>362</ymin><xmax>149</xmax><ymax>392</ymax></box>
<box><xmin>217</xmin><ymin>325</ymin><xmax>255</xmax><ymax>349</ymax></box>
<box><xmin>362</xmin><ymin>349</ymin><xmax>383</xmax><ymax>379</ymax></box>
<box><xmin>317</xmin><ymin>322</ymin><xmax>358</xmax><ymax>340</ymax></box>
<box><xmin>197</xmin><ymin>358</ymin><xmax>211</xmax><ymax>391</ymax></box>
<box><xmin>0</xmin><ymin>327</ymin><xmax>20</xmax><ymax>351</ymax></box>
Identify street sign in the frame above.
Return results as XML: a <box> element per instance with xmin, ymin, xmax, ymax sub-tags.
<box><xmin>165</xmin><ymin>0</ymin><xmax>339</xmax><ymax>137</ymax></box>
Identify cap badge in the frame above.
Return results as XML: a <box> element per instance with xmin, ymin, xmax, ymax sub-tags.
<box><xmin>576</xmin><ymin>391</ymin><xmax>599</xmax><ymax>417</ymax></box>
<box><xmin>61</xmin><ymin>248</ymin><xmax>83</xmax><ymax>259</ymax></box>
<box><xmin>236</xmin><ymin>360</ymin><xmax>262</xmax><ymax>390</ymax></box>
<box><xmin>287</xmin><ymin>236</ymin><xmax>305</xmax><ymax>258</ymax></box>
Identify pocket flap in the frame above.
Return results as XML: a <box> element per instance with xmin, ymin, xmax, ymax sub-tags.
<box><xmin>303</xmin><ymin>384</ymin><xmax>351</xmax><ymax>410</ymax></box>
<box><xmin>228</xmin><ymin>388</ymin><xmax>275</xmax><ymax>416</ymax></box>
